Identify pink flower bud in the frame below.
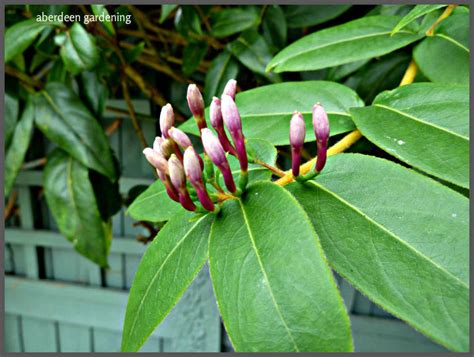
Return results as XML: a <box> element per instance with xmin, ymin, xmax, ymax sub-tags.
<box><xmin>168</xmin><ymin>127</ymin><xmax>192</xmax><ymax>149</ymax></box>
<box><xmin>143</xmin><ymin>148</ymin><xmax>179</xmax><ymax>202</ymax></box>
<box><xmin>312</xmin><ymin>103</ymin><xmax>330</xmax><ymax>172</ymax></box>
<box><xmin>221</xmin><ymin>95</ymin><xmax>247</xmax><ymax>172</ymax></box>
<box><xmin>153</xmin><ymin>136</ymin><xmax>163</xmax><ymax>152</ymax></box>
<box><xmin>159</xmin><ymin>138</ymin><xmax>174</xmax><ymax>159</ymax></box>
<box><xmin>210</xmin><ymin>97</ymin><xmax>237</xmax><ymax>155</ymax></box>
<box><xmin>290</xmin><ymin>112</ymin><xmax>305</xmax><ymax>176</ymax></box>
<box><xmin>184</xmin><ymin>147</ymin><xmax>214</xmax><ymax>211</ymax></box>
<box><xmin>169</xmin><ymin>154</ymin><xmax>196</xmax><ymax>211</ymax></box>
<box><xmin>201</xmin><ymin>128</ymin><xmax>236</xmax><ymax>193</ymax></box>
<box><xmin>222</xmin><ymin>79</ymin><xmax>237</xmax><ymax>99</ymax></box>
<box><xmin>187</xmin><ymin>84</ymin><xmax>206</xmax><ymax>131</ymax></box>
<box><xmin>160</xmin><ymin>104</ymin><xmax>174</xmax><ymax>138</ymax></box>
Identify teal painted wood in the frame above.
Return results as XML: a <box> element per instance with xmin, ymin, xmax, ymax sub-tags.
<box><xmin>58</xmin><ymin>323</ymin><xmax>91</xmax><ymax>352</ymax></box>
<box><xmin>4</xmin><ymin>314</ymin><xmax>22</xmax><ymax>352</ymax></box>
<box><xmin>21</xmin><ymin>317</ymin><xmax>58</xmax><ymax>352</ymax></box>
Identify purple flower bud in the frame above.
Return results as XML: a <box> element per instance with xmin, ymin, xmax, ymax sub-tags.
<box><xmin>187</xmin><ymin>84</ymin><xmax>206</xmax><ymax>131</ymax></box>
<box><xmin>143</xmin><ymin>148</ymin><xmax>179</xmax><ymax>202</ymax></box>
<box><xmin>169</xmin><ymin>154</ymin><xmax>196</xmax><ymax>211</ymax></box>
<box><xmin>201</xmin><ymin>128</ymin><xmax>236</xmax><ymax>193</ymax></box>
<box><xmin>222</xmin><ymin>79</ymin><xmax>237</xmax><ymax>100</ymax></box>
<box><xmin>184</xmin><ymin>147</ymin><xmax>214</xmax><ymax>211</ymax></box>
<box><xmin>210</xmin><ymin>97</ymin><xmax>237</xmax><ymax>155</ymax></box>
<box><xmin>168</xmin><ymin>127</ymin><xmax>192</xmax><ymax>149</ymax></box>
<box><xmin>153</xmin><ymin>136</ymin><xmax>163</xmax><ymax>152</ymax></box>
<box><xmin>159</xmin><ymin>138</ymin><xmax>174</xmax><ymax>159</ymax></box>
<box><xmin>221</xmin><ymin>95</ymin><xmax>247</xmax><ymax>172</ymax></box>
<box><xmin>312</xmin><ymin>103</ymin><xmax>330</xmax><ymax>172</ymax></box>
<box><xmin>290</xmin><ymin>112</ymin><xmax>305</xmax><ymax>176</ymax></box>
<box><xmin>160</xmin><ymin>104</ymin><xmax>174</xmax><ymax>138</ymax></box>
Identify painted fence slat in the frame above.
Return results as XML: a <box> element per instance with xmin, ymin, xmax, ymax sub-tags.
<box><xmin>58</xmin><ymin>323</ymin><xmax>92</xmax><ymax>352</ymax></box>
<box><xmin>21</xmin><ymin>317</ymin><xmax>58</xmax><ymax>352</ymax></box>
<box><xmin>4</xmin><ymin>314</ymin><xmax>23</xmax><ymax>352</ymax></box>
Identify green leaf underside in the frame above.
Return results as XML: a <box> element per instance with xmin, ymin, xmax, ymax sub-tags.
<box><xmin>391</xmin><ymin>5</ymin><xmax>446</xmax><ymax>35</ymax></box>
<box><xmin>351</xmin><ymin>83</ymin><xmax>469</xmax><ymax>188</ymax></box>
<box><xmin>44</xmin><ymin>150</ymin><xmax>111</xmax><ymax>267</ymax></box>
<box><xmin>181</xmin><ymin>81</ymin><xmax>363</xmax><ymax>146</ymax></box>
<box><xmin>209</xmin><ymin>182</ymin><xmax>352</xmax><ymax>352</ymax></box>
<box><xmin>60</xmin><ymin>22</ymin><xmax>99</xmax><ymax>75</ymax></box>
<box><xmin>204</xmin><ymin>51</ymin><xmax>239</xmax><ymax>105</ymax></box>
<box><xmin>5</xmin><ymin>19</ymin><xmax>56</xmax><ymax>63</ymax></box>
<box><xmin>128</xmin><ymin>138</ymin><xmax>276</xmax><ymax>222</ymax></box>
<box><xmin>34</xmin><ymin>82</ymin><xmax>117</xmax><ymax>180</ymax></box>
<box><xmin>284</xmin><ymin>5</ymin><xmax>351</xmax><ymax>28</ymax></box>
<box><xmin>287</xmin><ymin>154</ymin><xmax>468</xmax><ymax>351</ymax></box>
<box><xmin>414</xmin><ymin>13</ymin><xmax>469</xmax><ymax>85</ymax></box>
<box><xmin>122</xmin><ymin>212</ymin><xmax>214</xmax><ymax>352</ymax></box>
<box><xmin>267</xmin><ymin>16</ymin><xmax>423</xmax><ymax>73</ymax></box>
<box><xmin>210</xmin><ymin>8</ymin><xmax>260</xmax><ymax>38</ymax></box>
<box><xmin>5</xmin><ymin>98</ymin><xmax>35</xmax><ymax>196</ymax></box>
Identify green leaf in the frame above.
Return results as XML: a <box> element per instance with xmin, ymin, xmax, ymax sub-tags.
<box><xmin>287</xmin><ymin>154</ymin><xmax>468</xmax><ymax>351</ymax></box>
<box><xmin>80</xmin><ymin>71</ymin><xmax>109</xmax><ymax>118</ymax></box>
<box><xmin>5</xmin><ymin>19</ymin><xmax>56</xmax><ymax>63</ymax></box>
<box><xmin>203</xmin><ymin>50</ymin><xmax>239</xmax><ymax>105</ymax></box>
<box><xmin>122</xmin><ymin>211</ymin><xmax>214</xmax><ymax>352</ymax></box>
<box><xmin>413</xmin><ymin>12</ymin><xmax>469</xmax><ymax>85</ymax></box>
<box><xmin>174</xmin><ymin>6</ymin><xmax>202</xmax><ymax>38</ymax></box>
<box><xmin>209</xmin><ymin>181</ymin><xmax>352</xmax><ymax>352</ymax></box>
<box><xmin>5</xmin><ymin>92</ymin><xmax>19</xmax><ymax>148</ymax></box>
<box><xmin>181</xmin><ymin>81</ymin><xmax>363</xmax><ymax>146</ymax></box>
<box><xmin>89</xmin><ymin>164</ymin><xmax>122</xmax><ymax>221</ymax></box>
<box><xmin>326</xmin><ymin>59</ymin><xmax>369</xmax><ymax>82</ymax></box>
<box><xmin>351</xmin><ymin>83</ymin><xmax>468</xmax><ymax>188</ymax></box>
<box><xmin>283</xmin><ymin>5</ymin><xmax>351</xmax><ymax>28</ymax></box>
<box><xmin>267</xmin><ymin>16</ymin><xmax>423</xmax><ymax>73</ymax></box>
<box><xmin>127</xmin><ymin>180</ymin><xmax>184</xmax><ymax>222</ymax></box>
<box><xmin>59</xmin><ymin>22</ymin><xmax>99</xmax><ymax>75</ymax></box>
<box><xmin>123</xmin><ymin>41</ymin><xmax>145</xmax><ymax>63</ymax></box>
<box><xmin>34</xmin><ymin>82</ymin><xmax>117</xmax><ymax>181</ymax></box>
<box><xmin>391</xmin><ymin>4</ymin><xmax>446</xmax><ymax>35</ymax></box>
<box><xmin>182</xmin><ymin>41</ymin><xmax>208</xmax><ymax>76</ymax></box>
<box><xmin>227</xmin><ymin>30</ymin><xmax>281</xmax><ymax>82</ymax></box>
<box><xmin>210</xmin><ymin>8</ymin><xmax>260</xmax><ymax>38</ymax></box>
<box><xmin>5</xmin><ymin>98</ymin><xmax>35</xmax><ymax>196</ymax></box>
<box><xmin>160</xmin><ymin>4</ymin><xmax>178</xmax><ymax>23</ymax></box>
<box><xmin>44</xmin><ymin>149</ymin><xmax>112</xmax><ymax>267</ymax></box>
<box><xmin>262</xmin><ymin>5</ymin><xmax>287</xmax><ymax>51</ymax></box>
<box><xmin>91</xmin><ymin>5</ymin><xmax>116</xmax><ymax>35</ymax></box>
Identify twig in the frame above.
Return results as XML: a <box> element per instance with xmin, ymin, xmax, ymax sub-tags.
<box><xmin>4</xmin><ymin>190</ymin><xmax>18</xmax><ymax>220</ymax></box>
<box><xmin>105</xmin><ymin>118</ymin><xmax>123</xmax><ymax>136</ymax></box>
<box><xmin>106</xmin><ymin>105</ymin><xmax>155</xmax><ymax>121</ymax></box>
<box><xmin>22</xmin><ymin>158</ymin><xmax>47</xmax><ymax>170</ymax></box>
<box><xmin>6</xmin><ymin>65</ymin><xmax>43</xmax><ymax>89</ymax></box>
<box><xmin>253</xmin><ymin>159</ymin><xmax>286</xmax><ymax>177</ymax></box>
<box><xmin>194</xmin><ymin>5</ymin><xmax>212</xmax><ymax>32</ymax></box>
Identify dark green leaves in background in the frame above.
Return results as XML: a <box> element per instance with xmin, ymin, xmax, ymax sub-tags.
<box><xmin>122</xmin><ymin>211</ymin><xmax>214</xmax><ymax>352</ymax></box>
<box><xmin>287</xmin><ymin>154</ymin><xmax>468</xmax><ymax>351</ymax></box>
<box><xmin>351</xmin><ymin>83</ymin><xmax>469</xmax><ymax>188</ymax></box>
<box><xmin>204</xmin><ymin>51</ymin><xmax>239</xmax><ymax>104</ymax></box>
<box><xmin>210</xmin><ymin>182</ymin><xmax>352</xmax><ymax>352</ymax></box>
<box><xmin>210</xmin><ymin>7</ymin><xmax>260</xmax><ymax>38</ymax></box>
<box><xmin>44</xmin><ymin>149</ymin><xmax>112</xmax><ymax>267</ymax></box>
<box><xmin>283</xmin><ymin>5</ymin><xmax>351</xmax><ymax>28</ymax></box>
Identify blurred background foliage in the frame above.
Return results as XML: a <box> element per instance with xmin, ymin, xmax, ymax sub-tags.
<box><xmin>4</xmin><ymin>4</ymin><xmax>466</xmax><ymax>267</ymax></box>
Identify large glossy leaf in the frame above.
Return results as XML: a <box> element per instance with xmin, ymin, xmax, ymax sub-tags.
<box><xmin>127</xmin><ymin>179</ymin><xmax>184</xmax><ymax>222</ymax></box>
<box><xmin>5</xmin><ymin>19</ymin><xmax>56</xmax><ymax>63</ymax></box>
<box><xmin>391</xmin><ymin>4</ymin><xmax>446</xmax><ymax>35</ymax></box>
<box><xmin>5</xmin><ymin>92</ymin><xmax>19</xmax><ymax>148</ymax></box>
<box><xmin>266</xmin><ymin>16</ymin><xmax>423</xmax><ymax>73</ymax></box>
<box><xmin>287</xmin><ymin>154</ymin><xmax>469</xmax><ymax>351</ymax></box>
<box><xmin>413</xmin><ymin>13</ymin><xmax>469</xmax><ymax>85</ymax></box>
<box><xmin>80</xmin><ymin>71</ymin><xmax>108</xmax><ymax>118</ymax></box>
<box><xmin>262</xmin><ymin>5</ymin><xmax>287</xmax><ymax>52</ymax></box>
<box><xmin>34</xmin><ymin>82</ymin><xmax>117</xmax><ymax>180</ymax></box>
<box><xmin>5</xmin><ymin>98</ymin><xmax>35</xmax><ymax>196</ymax></box>
<box><xmin>210</xmin><ymin>8</ymin><xmax>260</xmax><ymax>38</ymax></box>
<box><xmin>283</xmin><ymin>5</ymin><xmax>351</xmax><ymax>28</ymax></box>
<box><xmin>122</xmin><ymin>211</ymin><xmax>214</xmax><ymax>351</ymax></box>
<box><xmin>59</xmin><ymin>22</ymin><xmax>99</xmax><ymax>75</ymax></box>
<box><xmin>209</xmin><ymin>181</ymin><xmax>352</xmax><ymax>352</ymax></box>
<box><xmin>44</xmin><ymin>149</ymin><xmax>112</xmax><ymax>267</ymax></box>
<box><xmin>204</xmin><ymin>51</ymin><xmax>239</xmax><ymax>105</ymax></box>
<box><xmin>351</xmin><ymin>83</ymin><xmax>469</xmax><ymax>188</ymax></box>
<box><xmin>181</xmin><ymin>81</ymin><xmax>363</xmax><ymax>146</ymax></box>
<box><xmin>227</xmin><ymin>30</ymin><xmax>281</xmax><ymax>82</ymax></box>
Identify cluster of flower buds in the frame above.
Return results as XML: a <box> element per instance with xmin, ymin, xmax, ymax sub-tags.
<box><xmin>143</xmin><ymin>79</ymin><xmax>248</xmax><ymax>213</ymax></box>
<box><xmin>289</xmin><ymin>103</ymin><xmax>330</xmax><ymax>178</ymax></box>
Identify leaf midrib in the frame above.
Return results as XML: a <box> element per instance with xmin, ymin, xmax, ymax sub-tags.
<box><xmin>374</xmin><ymin>104</ymin><xmax>469</xmax><ymax>140</ymax></box>
<box><xmin>125</xmin><ymin>214</ymin><xmax>207</xmax><ymax>345</ymax></box>
<box><xmin>307</xmin><ymin>179</ymin><xmax>468</xmax><ymax>288</ymax></box>
<box><xmin>237</xmin><ymin>199</ymin><xmax>300</xmax><ymax>352</ymax></box>
<box><xmin>434</xmin><ymin>33</ymin><xmax>469</xmax><ymax>53</ymax></box>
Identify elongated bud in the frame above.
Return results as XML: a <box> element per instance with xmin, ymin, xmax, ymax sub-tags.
<box><xmin>222</xmin><ymin>79</ymin><xmax>237</xmax><ymax>100</ymax></box>
<box><xmin>184</xmin><ymin>147</ymin><xmax>214</xmax><ymax>211</ymax></box>
<box><xmin>168</xmin><ymin>127</ymin><xmax>192</xmax><ymax>149</ymax></box>
<box><xmin>143</xmin><ymin>148</ymin><xmax>179</xmax><ymax>202</ymax></box>
<box><xmin>153</xmin><ymin>136</ymin><xmax>163</xmax><ymax>152</ymax></box>
<box><xmin>312</xmin><ymin>103</ymin><xmax>330</xmax><ymax>172</ymax></box>
<box><xmin>221</xmin><ymin>94</ymin><xmax>248</xmax><ymax>172</ymax></box>
<box><xmin>201</xmin><ymin>128</ymin><xmax>236</xmax><ymax>193</ymax></box>
<box><xmin>160</xmin><ymin>138</ymin><xmax>174</xmax><ymax>159</ymax></box>
<box><xmin>290</xmin><ymin>111</ymin><xmax>306</xmax><ymax>176</ymax></box>
<box><xmin>210</xmin><ymin>97</ymin><xmax>237</xmax><ymax>155</ymax></box>
<box><xmin>187</xmin><ymin>84</ymin><xmax>206</xmax><ymax>131</ymax></box>
<box><xmin>160</xmin><ymin>104</ymin><xmax>174</xmax><ymax>138</ymax></box>
<box><xmin>169</xmin><ymin>154</ymin><xmax>196</xmax><ymax>211</ymax></box>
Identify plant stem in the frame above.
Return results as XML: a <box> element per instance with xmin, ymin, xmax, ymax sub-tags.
<box><xmin>253</xmin><ymin>159</ymin><xmax>286</xmax><ymax>177</ymax></box>
<box><xmin>426</xmin><ymin>5</ymin><xmax>457</xmax><ymax>36</ymax></box>
<box><xmin>399</xmin><ymin>60</ymin><xmax>417</xmax><ymax>86</ymax></box>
